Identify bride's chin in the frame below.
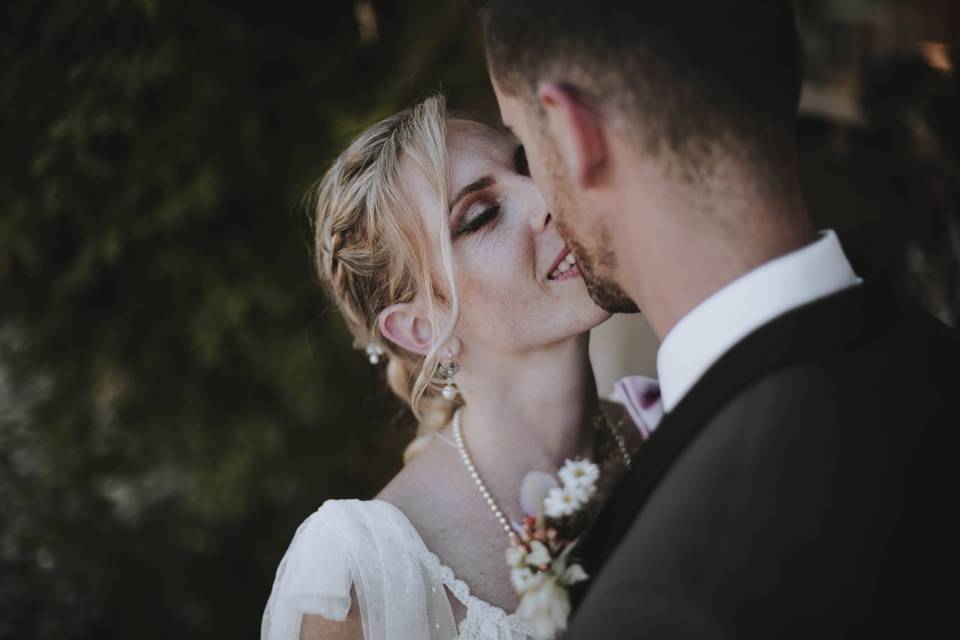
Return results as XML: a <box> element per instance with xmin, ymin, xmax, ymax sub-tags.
<box><xmin>592</xmin><ymin>310</ymin><xmax>615</xmax><ymax>327</ymax></box>
<box><xmin>566</xmin><ymin>282</ymin><xmax>614</xmax><ymax>328</ymax></box>
<box><xmin>579</xmin><ymin>297</ymin><xmax>614</xmax><ymax>328</ymax></box>
<box><xmin>566</xmin><ymin>306</ymin><xmax>614</xmax><ymax>338</ymax></box>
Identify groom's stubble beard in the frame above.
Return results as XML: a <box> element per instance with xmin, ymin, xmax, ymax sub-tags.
<box><xmin>541</xmin><ymin>133</ymin><xmax>640</xmax><ymax>315</ymax></box>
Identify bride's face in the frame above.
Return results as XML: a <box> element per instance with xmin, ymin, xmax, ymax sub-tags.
<box><xmin>402</xmin><ymin>119</ymin><xmax>610</xmax><ymax>356</ymax></box>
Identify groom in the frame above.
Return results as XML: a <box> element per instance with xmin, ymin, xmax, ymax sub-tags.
<box><xmin>475</xmin><ymin>1</ymin><xmax>960</xmax><ymax>636</ymax></box>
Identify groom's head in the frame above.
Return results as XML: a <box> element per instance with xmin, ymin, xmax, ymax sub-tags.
<box><xmin>475</xmin><ymin>0</ymin><xmax>803</xmax><ymax>313</ymax></box>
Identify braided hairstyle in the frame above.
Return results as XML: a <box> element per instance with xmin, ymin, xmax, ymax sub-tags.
<box><xmin>311</xmin><ymin>95</ymin><xmax>461</xmax><ymax>462</ymax></box>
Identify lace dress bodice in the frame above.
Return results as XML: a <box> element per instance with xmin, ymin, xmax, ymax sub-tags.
<box><xmin>262</xmin><ymin>376</ymin><xmax>664</xmax><ymax>640</ymax></box>
<box><xmin>261</xmin><ymin>499</ymin><xmax>534</xmax><ymax>640</ymax></box>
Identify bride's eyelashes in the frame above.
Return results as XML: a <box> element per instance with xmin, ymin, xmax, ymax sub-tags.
<box><xmin>513</xmin><ymin>144</ymin><xmax>529</xmax><ymax>177</ymax></box>
<box><xmin>456</xmin><ymin>200</ymin><xmax>502</xmax><ymax>237</ymax></box>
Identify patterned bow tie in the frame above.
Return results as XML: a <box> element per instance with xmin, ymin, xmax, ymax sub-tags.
<box><xmin>610</xmin><ymin>375</ymin><xmax>664</xmax><ymax>439</ymax></box>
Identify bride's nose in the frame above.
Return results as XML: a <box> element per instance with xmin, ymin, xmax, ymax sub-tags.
<box><xmin>526</xmin><ymin>187</ymin><xmax>552</xmax><ymax>234</ymax></box>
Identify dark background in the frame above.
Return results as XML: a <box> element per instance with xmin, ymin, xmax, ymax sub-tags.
<box><xmin>1</xmin><ymin>1</ymin><xmax>957</xmax><ymax>638</ymax></box>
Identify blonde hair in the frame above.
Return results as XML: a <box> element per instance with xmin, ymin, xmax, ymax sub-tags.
<box><xmin>311</xmin><ymin>94</ymin><xmax>462</xmax><ymax>462</ymax></box>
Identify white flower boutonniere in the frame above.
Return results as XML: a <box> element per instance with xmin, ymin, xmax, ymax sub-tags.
<box><xmin>508</xmin><ymin>459</ymin><xmax>598</xmax><ymax>640</ymax></box>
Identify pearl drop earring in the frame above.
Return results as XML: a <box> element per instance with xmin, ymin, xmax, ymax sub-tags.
<box><xmin>436</xmin><ymin>352</ymin><xmax>460</xmax><ymax>400</ymax></box>
<box><xmin>365</xmin><ymin>343</ymin><xmax>385</xmax><ymax>365</ymax></box>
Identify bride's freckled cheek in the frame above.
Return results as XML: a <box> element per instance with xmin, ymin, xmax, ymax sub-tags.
<box><xmin>468</xmin><ymin>281</ymin><xmax>540</xmax><ymax>328</ymax></box>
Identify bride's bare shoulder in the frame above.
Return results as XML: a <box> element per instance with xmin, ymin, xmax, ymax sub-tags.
<box><xmin>298</xmin><ymin>593</ymin><xmax>362</xmax><ymax>640</ymax></box>
<box><xmin>373</xmin><ymin>432</ymin><xmax>518</xmax><ymax>612</ymax></box>
<box><xmin>299</xmin><ymin>444</ymin><xmax>463</xmax><ymax>640</ymax></box>
<box><xmin>373</xmin><ymin>432</ymin><xmax>496</xmax><ymax>561</ymax></box>
<box><xmin>375</xmin><ymin>432</ymin><xmax>464</xmax><ymax>516</ymax></box>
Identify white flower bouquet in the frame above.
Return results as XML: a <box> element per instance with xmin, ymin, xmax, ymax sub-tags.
<box><xmin>507</xmin><ymin>459</ymin><xmax>600</xmax><ymax>640</ymax></box>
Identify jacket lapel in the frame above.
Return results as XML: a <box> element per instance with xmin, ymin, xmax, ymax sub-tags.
<box><xmin>574</xmin><ymin>282</ymin><xmax>891</xmax><ymax>604</ymax></box>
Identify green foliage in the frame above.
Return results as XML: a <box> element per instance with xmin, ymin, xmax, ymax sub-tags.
<box><xmin>0</xmin><ymin>1</ymin><xmax>494</xmax><ymax>637</ymax></box>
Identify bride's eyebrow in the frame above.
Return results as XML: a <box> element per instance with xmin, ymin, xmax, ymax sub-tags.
<box><xmin>448</xmin><ymin>175</ymin><xmax>495</xmax><ymax>214</ymax></box>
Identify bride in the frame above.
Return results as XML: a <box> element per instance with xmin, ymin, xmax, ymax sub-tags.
<box><xmin>261</xmin><ymin>95</ymin><xmax>661</xmax><ymax>640</ymax></box>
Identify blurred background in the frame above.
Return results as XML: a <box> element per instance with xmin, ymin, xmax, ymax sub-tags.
<box><xmin>0</xmin><ymin>1</ymin><xmax>956</xmax><ymax>638</ymax></box>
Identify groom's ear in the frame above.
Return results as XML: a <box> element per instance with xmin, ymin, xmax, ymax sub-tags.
<box><xmin>378</xmin><ymin>303</ymin><xmax>434</xmax><ymax>356</ymax></box>
<box><xmin>537</xmin><ymin>82</ymin><xmax>608</xmax><ymax>189</ymax></box>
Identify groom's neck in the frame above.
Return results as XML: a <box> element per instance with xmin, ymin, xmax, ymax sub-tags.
<box><xmin>618</xmin><ymin>165</ymin><xmax>816</xmax><ymax>340</ymax></box>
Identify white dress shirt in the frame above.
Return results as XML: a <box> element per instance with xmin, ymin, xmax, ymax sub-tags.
<box><xmin>656</xmin><ymin>230</ymin><xmax>863</xmax><ymax>412</ymax></box>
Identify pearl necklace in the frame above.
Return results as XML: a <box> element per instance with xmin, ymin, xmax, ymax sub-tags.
<box><xmin>452</xmin><ymin>408</ymin><xmax>520</xmax><ymax>545</ymax></box>
<box><xmin>451</xmin><ymin>407</ymin><xmax>632</xmax><ymax>544</ymax></box>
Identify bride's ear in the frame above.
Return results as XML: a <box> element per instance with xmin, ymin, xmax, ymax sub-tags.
<box><xmin>378</xmin><ymin>303</ymin><xmax>434</xmax><ymax>356</ymax></box>
<box><xmin>537</xmin><ymin>81</ymin><xmax>608</xmax><ymax>189</ymax></box>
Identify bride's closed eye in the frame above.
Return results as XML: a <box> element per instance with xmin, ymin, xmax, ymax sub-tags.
<box><xmin>456</xmin><ymin>200</ymin><xmax>502</xmax><ymax>237</ymax></box>
<box><xmin>452</xmin><ymin>145</ymin><xmax>526</xmax><ymax>239</ymax></box>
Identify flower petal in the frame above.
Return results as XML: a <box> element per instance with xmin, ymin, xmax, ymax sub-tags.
<box><xmin>519</xmin><ymin>471</ymin><xmax>559</xmax><ymax>517</ymax></box>
<box><xmin>511</xmin><ymin>567</ymin><xmax>545</xmax><ymax>594</ymax></box>
<box><xmin>516</xmin><ymin>573</ymin><xmax>571</xmax><ymax>640</ymax></box>
<box><xmin>506</xmin><ymin>543</ymin><xmax>527</xmax><ymax>568</ymax></box>
<box><xmin>562</xmin><ymin>563</ymin><xmax>588</xmax><ymax>585</ymax></box>
<box><xmin>527</xmin><ymin>540</ymin><xmax>552</xmax><ymax>568</ymax></box>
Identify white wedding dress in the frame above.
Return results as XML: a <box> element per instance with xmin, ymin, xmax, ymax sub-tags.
<box><xmin>262</xmin><ymin>377</ymin><xmax>662</xmax><ymax>640</ymax></box>
<box><xmin>261</xmin><ymin>498</ymin><xmax>534</xmax><ymax>640</ymax></box>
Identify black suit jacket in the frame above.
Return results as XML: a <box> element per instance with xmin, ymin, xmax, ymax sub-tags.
<box><xmin>567</xmin><ymin>282</ymin><xmax>960</xmax><ymax>638</ymax></box>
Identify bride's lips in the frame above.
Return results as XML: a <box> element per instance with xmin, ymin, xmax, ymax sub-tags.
<box><xmin>547</xmin><ymin>246</ymin><xmax>571</xmax><ymax>276</ymax></box>
<box><xmin>546</xmin><ymin>246</ymin><xmax>581</xmax><ymax>281</ymax></box>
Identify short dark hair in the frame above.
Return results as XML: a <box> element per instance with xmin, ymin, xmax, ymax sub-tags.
<box><xmin>476</xmin><ymin>0</ymin><xmax>803</xmax><ymax>175</ymax></box>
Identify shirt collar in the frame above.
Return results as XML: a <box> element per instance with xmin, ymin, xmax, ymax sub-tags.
<box><xmin>656</xmin><ymin>230</ymin><xmax>862</xmax><ymax>412</ymax></box>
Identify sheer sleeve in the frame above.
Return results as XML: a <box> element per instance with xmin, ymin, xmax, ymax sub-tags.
<box><xmin>261</xmin><ymin>500</ymin><xmax>459</xmax><ymax>640</ymax></box>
